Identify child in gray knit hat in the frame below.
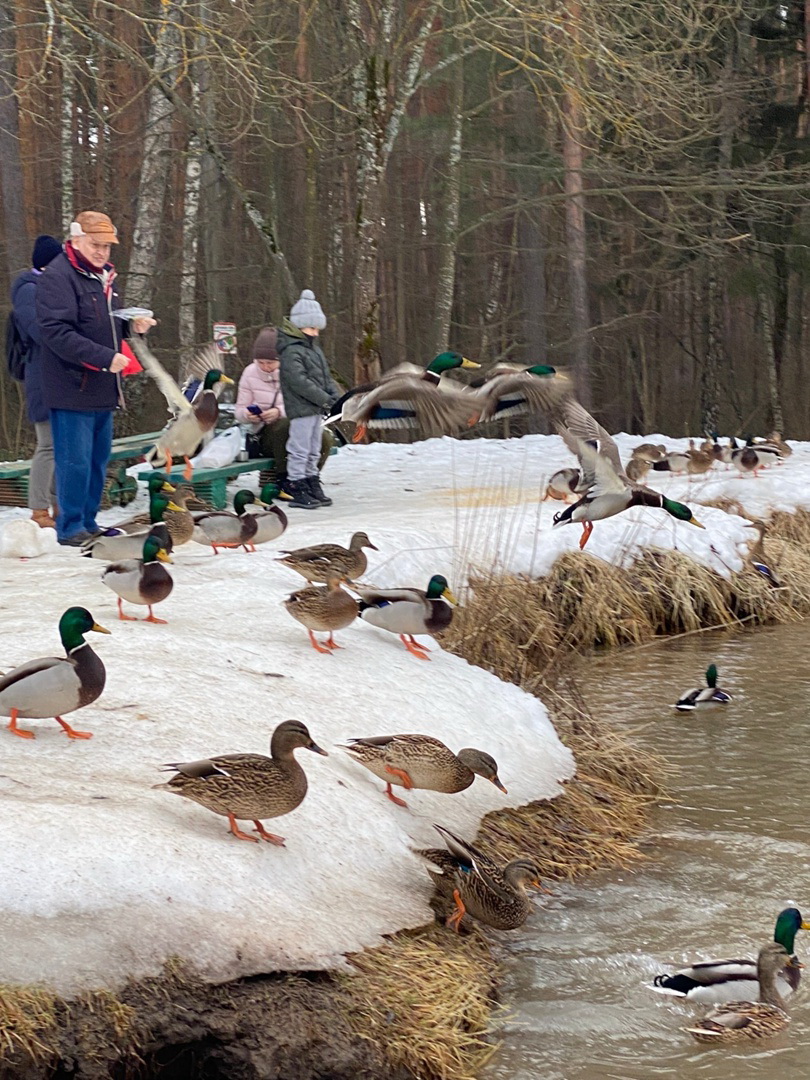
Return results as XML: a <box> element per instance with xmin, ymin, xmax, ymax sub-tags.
<box><xmin>276</xmin><ymin>289</ymin><xmax>342</xmax><ymax>508</ymax></box>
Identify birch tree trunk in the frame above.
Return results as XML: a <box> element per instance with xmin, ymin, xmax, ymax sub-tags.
<box><xmin>60</xmin><ymin>33</ymin><xmax>74</xmax><ymax>233</ymax></box>
<box><xmin>431</xmin><ymin>59</ymin><xmax>463</xmax><ymax>356</ymax></box>
<box><xmin>127</xmin><ymin>0</ymin><xmax>183</xmax><ymax>309</ymax></box>
<box><xmin>0</xmin><ymin>1</ymin><xmax>28</xmax><ymax>279</ymax></box>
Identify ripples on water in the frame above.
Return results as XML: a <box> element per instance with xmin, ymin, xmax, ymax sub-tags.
<box><xmin>485</xmin><ymin>623</ymin><xmax>810</xmax><ymax>1080</ymax></box>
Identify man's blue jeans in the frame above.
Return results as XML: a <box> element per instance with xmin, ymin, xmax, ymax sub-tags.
<box><xmin>50</xmin><ymin>409</ymin><xmax>113</xmax><ymax>540</ymax></box>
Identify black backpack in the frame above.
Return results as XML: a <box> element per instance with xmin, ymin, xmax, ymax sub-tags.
<box><xmin>5</xmin><ymin>311</ymin><xmax>31</xmax><ymax>381</ymax></box>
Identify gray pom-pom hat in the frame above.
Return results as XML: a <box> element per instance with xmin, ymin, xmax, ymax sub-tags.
<box><xmin>289</xmin><ymin>289</ymin><xmax>327</xmax><ymax>330</ymax></box>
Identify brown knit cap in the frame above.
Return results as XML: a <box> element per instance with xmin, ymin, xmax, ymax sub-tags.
<box><xmin>252</xmin><ymin>327</ymin><xmax>279</xmax><ymax>361</ymax></box>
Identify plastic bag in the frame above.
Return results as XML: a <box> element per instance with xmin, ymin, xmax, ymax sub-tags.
<box><xmin>188</xmin><ymin>426</ymin><xmax>244</xmax><ymax>469</ymax></box>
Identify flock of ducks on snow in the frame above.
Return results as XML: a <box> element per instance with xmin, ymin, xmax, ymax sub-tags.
<box><xmin>0</xmin><ymin>342</ymin><xmax>799</xmax><ymax>1043</ymax></box>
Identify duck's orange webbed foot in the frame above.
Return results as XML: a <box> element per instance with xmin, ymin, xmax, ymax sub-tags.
<box><xmin>55</xmin><ymin>716</ymin><xmax>93</xmax><ymax>740</ymax></box>
<box><xmin>144</xmin><ymin>606</ymin><xmax>167</xmax><ymax>624</ymax></box>
<box><xmin>384</xmin><ymin>781</ymin><xmax>409</xmax><ymax>808</ymax></box>
<box><xmin>400</xmin><ymin>634</ymin><xmax>431</xmax><ymax>659</ymax></box>
<box><xmin>308</xmin><ymin>630</ymin><xmax>333</xmax><ymax>655</ymax></box>
<box><xmin>7</xmin><ymin>709</ymin><xmax>35</xmax><ymax>739</ymax></box>
<box><xmin>578</xmin><ymin>521</ymin><xmax>593</xmax><ymax>549</ymax></box>
<box><xmin>253</xmin><ymin>821</ymin><xmax>286</xmax><ymax>846</ymax></box>
<box><xmin>117</xmin><ymin>599</ymin><xmax>138</xmax><ymax>621</ymax></box>
<box><xmin>385</xmin><ymin>764</ymin><xmax>414</xmax><ymax>790</ymax></box>
<box><xmin>228</xmin><ymin>813</ymin><xmax>259</xmax><ymax>843</ymax></box>
<box><xmin>446</xmin><ymin>889</ymin><xmax>466</xmax><ymax>932</ymax></box>
<box><xmin>352</xmin><ymin>423</ymin><xmax>368</xmax><ymax>444</ymax></box>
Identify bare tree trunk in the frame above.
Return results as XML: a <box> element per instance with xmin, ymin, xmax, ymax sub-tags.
<box><xmin>702</xmin><ymin>260</ymin><xmax>721</xmax><ymax>435</ymax></box>
<box><xmin>561</xmin><ymin>3</ymin><xmax>591</xmax><ymax>408</ymax></box>
<box><xmin>127</xmin><ymin>0</ymin><xmax>183</xmax><ymax>308</ymax></box>
<box><xmin>0</xmin><ymin>1</ymin><xmax>28</xmax><ymax>279</ymax></box>
<box><xmin>60</xmin><ymin>32</ymin><xmax>74</xmax><ymax>233</ymax></box>
<box><xmin>431</xmin><ymin>59</ymin><xmax>463</xmax><ymax>355</ymax></box>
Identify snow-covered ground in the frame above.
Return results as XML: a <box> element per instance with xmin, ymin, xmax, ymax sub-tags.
<box><xmin>0</xmin><ymin>431</ymin><xmax>803</xmax><ymax>994</ymax></box>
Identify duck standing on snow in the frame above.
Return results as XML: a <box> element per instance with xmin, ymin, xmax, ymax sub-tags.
<box><xmin>730</xmin><ymin>437</ymin><xmax>780</xmax><ymax>477</ymax></box>
<box><xmin>0</xmin><ymin>606</ymin><xmax>109</xmax><ymax>740</ymax></box>
<box><xmin>354</xmin><ymin>574</ymin><xmax>456</xmax><ymax>659</ymax></box>
<box><xmin>156</xmin><ymin>719</ymin><xmax>328</xmax><ymax>845</ymax></box>
<box><xmin>674</xmin><ymin>664</ymin><xmax>731</xmax><ymax>710</ymax></box>
<box><xmin>283</xmin><ymin>575</ymin><xmax>358</xmax><ymax>653</ymax></box>
<box><xmin>191</xmin><ymin>489</ymin><xmax>268</xmax><ymax>553</ymax></box>
<box><xmin>552</xmin><ymin>399</ymin><xmax>704</xmax><ymax>549</ymax></box>
<box><xmin>653</xmin><ymin>906</ymin><xmax>810</xmax><ymax>1004</ymax></box>
<box><xmin>686</xmin><ymin>943</ymin><xmax>800</xmax><ymax>1043</ymax></box>
<box><xmin>129</xmin><ymin>337</ymin><xmax>234</xmax><ymax>480</ymax></box>
<box><xmin>102</xmin><ymin>532</ymin><xmax>174</xmax><ymax>623</ymax></box>
<box><xmin>81</xmin><ymin>492</ymin><xmax>183</xmax><ymax>560</ymax></box>
<box><xmin>324</xmin><ymin>352</ymin><xmax>481</xmax><ymax>442</ymax></box>
<box><xmin>244</xmin><ymin>483</ymin><xmax>288</xmax><ymax>545</ymax></box>
<box><xmin>419</xmin><ymin>824</ymin><xmax>543</xmax><ymax>932</ymax></box>
<box><xmin>342</xmin><ymin>734</ymin><xmax>506</xmax><ymax>807</ymax></box>
<box><xmin>277</xmin><ymin>531</ymin><xmax>377</xmax><ymax>583</ymax></box>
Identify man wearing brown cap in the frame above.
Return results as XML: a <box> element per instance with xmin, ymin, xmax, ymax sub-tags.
<box><xmin>36</xmin><ymin>211</ymin><xmax>156</xmax><ymax>545</ymax></box>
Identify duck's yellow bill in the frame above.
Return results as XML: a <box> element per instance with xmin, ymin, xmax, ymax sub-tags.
<box><xmin>92</xmin><ymin>622</ymin><xmax>111</xmax><ymax>635</ymax></box>
<box><xmin>443</xmin><ymin>588</ymin><xmax>459</xmax><ymax>605</ymax></box>
<box><xmin>461</xmin><ymin>358</ymin><xmax>480</xmax><ymax>369</ymax></box>
<box><xmin>689</xmin><ymin>517</ymin><xmax>705</xmax><ymax>529</ymax></box>
<box><xmin>166</xmin><ymin>501</ymin><xmax>185</xmax><ymax>513</ymax></box>
<box><xmin>157</xmin><ymin>549</ymin><xmax>173</xmax><ymax>563</ymax></box>
<box><xmin>161</xmin><ymin>480</ymin><xmax>176</xmax><ymax>493</ymax></box>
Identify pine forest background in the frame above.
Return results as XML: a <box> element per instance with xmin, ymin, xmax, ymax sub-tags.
<box><xmin>1</xmin><ymin>0</ymin><xmax>810</xmax><ymax>456</ymax></box>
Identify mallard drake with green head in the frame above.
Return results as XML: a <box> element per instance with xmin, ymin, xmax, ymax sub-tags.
<box><xmin>342</xmin><ymin>734</ymin><xmax>506</xmax><ymax>807</ymax></box>
<box><xmin>471</xmin><ymin>363</ymin><xmax>571</xmax><ymax>423</ymax></box>
<box><xmin>191</xmin><ymin>490</ymin><xmax>267</xmax><ymax>553</ymax></box>
<box><xmin>674</xmin><ymin>664</ymin><xmax>731</xmax><ymax>710</ymax></box>
<box><xmin>0</xmin><ymin>607</ymin><xmax>109</xmax><ymax>740</ymax></box>
<box><xmin>156</xmin><ymin>719</ymin><xmax>328</xmax><ymax>844</ymax></box>
<box><xmin>122</xmin><ymin>483</ymin><xmax>195</xmax><ymax>547</ymax></box>
<box><xmin>420</xmin><ymin>824</ymin><xmax>543</xmax><ymax>932</ymax></box>
<box><xmin>283</xmin><ymin>576</ymin><xmax>358</xmax><ymax>653</ymax></box>
<box><xmin>101</xmin><ymin>532</ymin><xmax>174</xmax><ymax>623</ymax></box>
<box><xmin>129</xmin><ymin>338</ymin><xmax>234</xmax><ymax>480</ymax></box>
<box><xmin>324</xmin><ymin>352</ymin><xmax>481</xmax><ymax>442</ymax></box>
<box><xmin>686</xmin><ymin>943</ymin><xmax>800</xmax><ymax>1043</ymax></box>
<box><xmin>653</xmin><ymin>907</ymin><xmax>810</xmax><ymax>1004</ymax></box>
<box><xmin>355</xmin><ymin>574</ymin><xmax>456</xmax><ymax>659</ymax></box>
<box><xmin>81</xmin><ymin>492</ymin><xmax>183</xmax><ymax>560</ymax></box>
<box><xmin>552</xmin><ymin>399</ymin><xmax>704</xmax><ymax>549</ymax></box>
<box><xmin>277</xmin><ymin>531</ymin><xmax>377</xmax><ymax>583</ymax></box>
<box><xmin>730</xmin><ymin>437</ymin><xmax>780</xmax><ymax>476</ymax></box>
<box><xmin>245</xmin><ymin>484</ymin><xmax>288</xmax><ymax>545</ymax></box>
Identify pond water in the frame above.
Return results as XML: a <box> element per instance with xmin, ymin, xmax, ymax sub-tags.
<box><xmin>485</xmin><ymin>621</ymin><xmax>810</xmax><ymax>1080</ymax></box>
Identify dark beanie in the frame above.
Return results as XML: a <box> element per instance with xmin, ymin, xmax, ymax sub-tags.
<box><xmin>252</xmin><ymin>326</ymin><xmax>279</xmax><ymax>361</ymax></box>
<box><xmin>32</xmin><ymin>235</ymin><xmax>62</xmax><ymax>270</ymax></box>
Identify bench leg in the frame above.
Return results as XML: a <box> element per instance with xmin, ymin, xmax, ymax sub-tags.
<box><xmin>209</xmin><ymin>478</ymin><xmax>228</xmax><ymax>510</ymax></box>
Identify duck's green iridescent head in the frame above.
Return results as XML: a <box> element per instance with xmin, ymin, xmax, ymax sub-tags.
<box><xmin>58</xmin><ymin>606</ymin><xmax>110</xmax><ymax>651</ymax></box>
<box><xmin>426</xmin><ymin>574</ymin><xmax>457</xmax><ymax>604</ymax></box>
<box><xmin>662</xmin><ymin>497</ymin><xmax>704</xmax><ymax>528</ymax></box>
<box><xmin>705</xmin><ymin>664</ymin><xmax>718</xmax><ymax>688</ymax></box>
<box><xmin>203</xmin><ymin>369</ymin><xmax>234</xmax><ymax>391</ymax></box>
<box><xmin>142</xmin><ymin>534</ymin><xmax>173</xmax><ymax>564</ymax></box>
<box><xmin>149</xmin><ymin>493</ymin><xmax>183</xmax><ymax>522</ymax></box>
<box><xmin>260</xmin><ymin>483</ymin><xmax>280</xmax><ymax>504</ymax></box>
<box><xmin>233</xmin><ymin>489</ymin><xmax>258</xmax><ymax>514</ymax></box>
<box><xmin>147</xmin><ymin>473</ymin><xmax>175</xmax><ymax>496</ymax></box>
<box><xmin>774</xmin><ymin>907</ymin><xmax>810</xmax><ymax>953</ymax></box>
<box><xmin>427</xmin><ymin>352</ymin><xmax>480</xmax><ymax>375</ymax></box>
<box><xmin>526</xmin><ymin>364</ymin><xmax>557</xmax><ymax>377</ymax></box>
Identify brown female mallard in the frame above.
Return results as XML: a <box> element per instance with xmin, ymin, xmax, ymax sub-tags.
<box><xmin>156</xmin><ymin>719</ymin><xmax>328</xmax><ymax>844</ymax></box>
<box><xmin>277</xmin><ymin>531</ymin><xmax>378</xmax><ymax>583</ymax></box>
<box><xmin>686</xmin><ymin>942</ymin><xmax>800</xmax><ymax>1043</ymax></box>
<box><xmin>342</xmin><ymin>734</ymin><xmax>506</xmax><ymax>807</ymax></box>
<box><xmin>420</xmin><ymin>824</ymin><xmax>542</xmax><ymax>932</ymax></box>
<box><xmin>283</xmin><ymin>576</ymin><xmax>358</xmax><ymax>653</ymax></box>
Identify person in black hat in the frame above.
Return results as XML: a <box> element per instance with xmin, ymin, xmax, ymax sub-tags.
<box><xmin>9</xmin><ymin>234</ymin><xmax>64</xmax><ymax>529</ymax></box>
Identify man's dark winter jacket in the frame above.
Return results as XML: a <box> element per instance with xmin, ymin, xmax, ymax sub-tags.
<box><xmin>10</xmin><ymin>269</ymin><xmax>48</xmax><ymax>424</ymax></box>
<box><xmin>277</xmin><ymin>318</ymin><xmax>341</xmax><ymax>419</ymax></box>
<box><xmin>36</xmin><ymin>251</ymin><xmax>125</xmax><ymax>412</ymax></box>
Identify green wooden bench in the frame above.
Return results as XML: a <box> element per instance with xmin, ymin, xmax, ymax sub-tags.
<box><xmin>0</xmin><ymin>430</ymin><xmax>164</xmax><ymax>508</ymax></box>
<box><xmin>137</xmin><ymin>458</ymin><xmax>278</xmax><ymax>509</ymax></box>
<box><xmin>137</xmin><ymin>446</ymin><xmax>338</xmax><ymax>509</ymax></box>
